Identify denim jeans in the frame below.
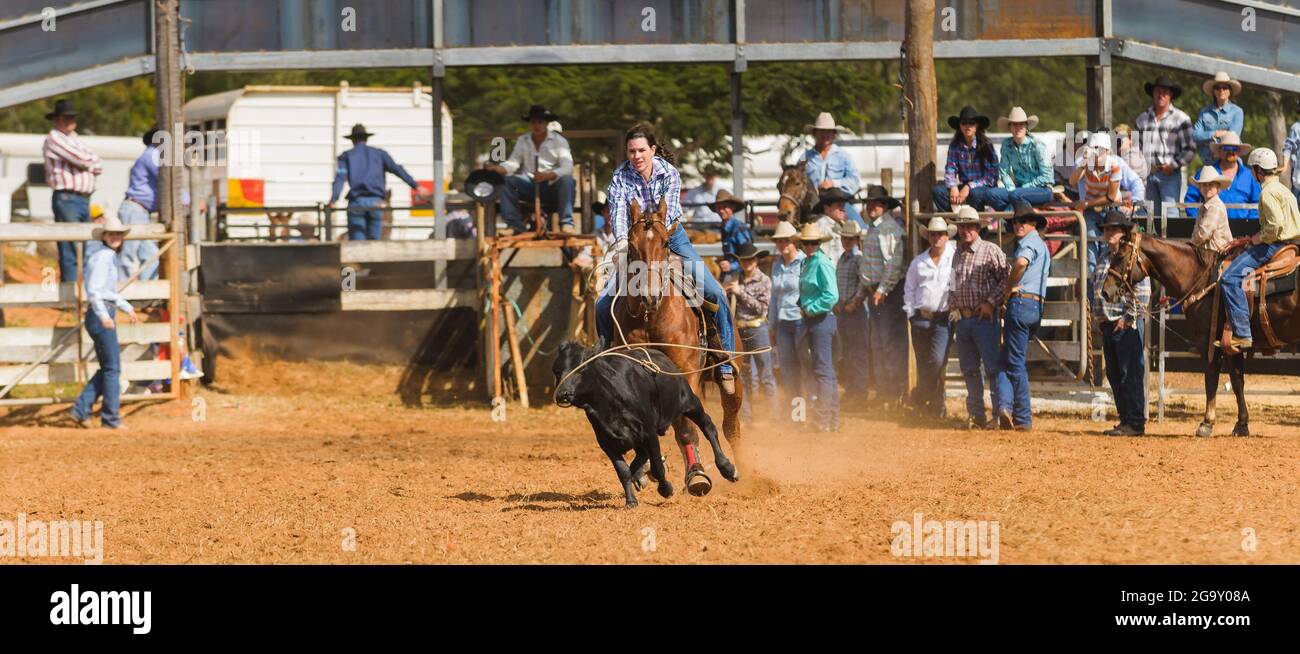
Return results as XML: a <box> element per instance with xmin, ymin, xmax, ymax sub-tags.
<box><xmin>739</xmin><ymin>325</ymin><xmax>778</xmax><ymax>420</ymax></box>
<box><xmin>803</xmin><ymin>311</ymin><xmax>839</xmax><ymax>429</ymax></box>
<box><xmin>347</xmin><ymin>196</ymin><xmax>386</xmax><ymax>240</ymax></box>
<box><xmin>867</xmin><ymin>289</ymin><xmax>908</xmax><ymax>403</ymax></box>
<box><xmin>72</xmin><ymin>308</ymin><xmax>123</xmax><ymax>427</ymax></box>
<box><xmin>931</xmin><ymin>184</ymin><xmax>1011</xmax><ymax>212</ymax></box>
<box><xmin>774</xmin><ymin>318</ymin><xmax>806</xmax><ymax>417</ymax></box>
<box><xmin>1008</xmin><ymin>186</ymin><xmax>1054</xmax><ymax>207</ymax></box>
<box><xmin>117</xmin><ymin>199</ymin><xmax>159</xmax><ymax>280</ymax></box>
<box><xmin>499</xmin><ymin>174</ymin><xmax>576</xmax><ymax>231</ymax></box>
<box><xmin>1083</xmin><ymin>208</ymin><xmax>1105</xmax><ymax>293</ymax></box>
<box><xmin>954</xmin><ymin>316</ymin><xmax>1002</xmax><ymax>424</ymax></box>
<box><xmin>1146</xmin><ymin>168</ymin><xmax>1182</xmax><ymax>219</ymax></box>
<box><xmin>1222</xmin><ymin>241</ymin><xmax>1286</xmax><ymax>341</ymax></box>
<box><xmin>836</xmin><ymin>306</ymin><xmax>870</xmax><ymax>404</ymax></box>
<box><xmin>995</xmin><ymin>297</ymin><xmax>1042</xmax><ymax>426</ymax></box>
<box><xmin>52</xmin><ymin>191</ymin><xmax>89</xmax><ymax>282</ymax></box>
<box><xmin>909</xmin><ymin>315</ymin><xmax>953</xmax><ymax>418</ymax></box>
<box><xmin>1101</xmin><ymin>319</ymin><xmax>1146</xmax><ymax>430</ymax></box>
<box><xmin>595</xmin><ymin>227</ymin><xmax>736</xmax><ymax>374</ymax></box>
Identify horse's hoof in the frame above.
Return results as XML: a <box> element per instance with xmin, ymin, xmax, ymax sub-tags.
<box><xmin>632</xmin><ymin>474</ymin><xmax>646</xmax><ymax>492</ymax></box>
<box><xmin>658</xmin><ymin>481</ymin><xmax>674</xmax><ymax>498</ymax></box>
<box><xmin>718</xmin><ymin>460</ymin><xmax>740</xmax><ymax>483</ymax></box>
<box><xmin>686</xmin><ymin>469</ymin><xmax>713</xmax><ymax>496</ymax></box>
<box><xmin>1195</xmin><ymin>422</ymin><xmax>1214</xmax><ymax>438</ymax></box>
<box><xmin>1232</xmin><ymin>424</ymin><xmax>1250</xmax><ymax>437</ymax></box>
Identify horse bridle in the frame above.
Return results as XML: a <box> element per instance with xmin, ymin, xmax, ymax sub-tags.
<box><xmin>777</xmin><ymin>167</ymin><xmax>815</xmax><ymax>222</ymax></box>
<box><xmin>626</xmin><ymin>213</ymin><xmax>677</xmax><ymax>319</ymax></box>
<box><xmin>1106</xmin><ymin>230</ymin><xmax>1150</xmax><ymax>299</ymax></box>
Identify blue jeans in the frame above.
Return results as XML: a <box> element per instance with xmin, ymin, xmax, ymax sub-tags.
<box><xmin>867</xmin><ymin>289</ymin><xmax>908</xmax><ymax>403</ymax></box>
<box><xmin>1146</xmin><ymin>168</ymin><xmax>1182</xmax><ymax>219</ymax></box>
<box><xmin>1084</xmin><ymin>208</ymin><xmax>1105</xmax><ymax>291</ymax></box>
<box><xmin>72</xmin><ymin>308</ymin><xmax>123</xmax><ymax>427</ymax></box>
<box><xmin>595</xmin><ymin>227</ymin><xmax>736</xmax><ymax>374</ymax></box>
<box><xmin>844</xmin><ymin>202</ymin><xmax>866</xmax><ymax>228</ymax></box>
<box><xmin>995</xmin><ymin>297</ymin><xmax>1042</xmax><ymax>426</ymax></box>
<box><xmin>52</xmin><ymin>191</ymin><xmax>89</xmax><ymax>282</ymax></box>
<box><xmin>1222</xmin><ymin>241</ymin><xmax>1286</xmax><ymax>341</ymax></box>
<box><xmin>1008</xmin><ymin>186</ymin><xmax>1053</xmax><ymax>207</ymax></box>
<box><xmin>774</xmin><ymin>318</ymin><xmax>805</xmax><ymax>415</ymax></box>
<box><xmin>1101</xmin><ymin>319</ymin><xmax>1146</xmax><ymax>430</ymax></box>
<box><xmin>909</xmin><ymin>315</ymin><xmax>953</xmax><ymax>418</ymax></box>
<box><xmin>347</xmin><ymin>196</ymin><xmax>386</xmax><ymax>240</ymax></box>
<box><xmin>739</xmin><ymin>325</ymin><xmax>777</xmax><ymax>420</ymax></box>
<box><xmin>954</xmin><ymin>316</ymin><xmax>1002</xmax><ymax>424</ymax></box>
<box><xmin>499</xmin><ymin>174</ymin><xmax>575</xmax><ymax>231</ymax></box>
<box><xmin>836</xmin><ymin>306</ymin><xmax>870</xmax><ymax>403</ymax></box>
<box><xmin>117</xmin><ymin>199</ymin><xmax>159</xmax><ymax>280</ymax></box>
<box><xmin>804</xmin><ymin>311</ymin><xmax>839</xmax><ymax>429</ymax></box>
<box><xmin>931</xmin><ymin>184</ymin><xmax>1011</xmax><ymax>212</ymax></box>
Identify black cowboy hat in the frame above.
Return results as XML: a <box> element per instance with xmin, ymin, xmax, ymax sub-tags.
<box><xmin>860</xmin><ymin>185</ymin><xmax>902</xmax><ymax>211</ymax></box>
<box><xmin>521</xmin><ymin>104</ymin><xmax>559</xmax><ymax>122</ymax></box>
<box><xmin>947</xmin><ymin>106</ymin><xmax>990</xmax><ymax>131</ymax></box>
<box><xmin>1144</xmin><ymin>75</ymin><xmax>1183</xmax><ymax>101</ymax></box>
<box><xmin>464</xmin><ymin>168</ymin><xmax>505</xmax><ymax>204</ymax></box>
<box><xmin>590</xmin><ymin>200</ymin><xmax>606</xmax><ymax>215</ymax></box>
<box><xmin>812</xmin><ymin>187</ymin><xmax>853</xmax><ymax>214</ymax></box>
<box><xmin>344</xmin><ymin>123</ymin><xmax>374</xmax><ymax>140</ymax></box>
<box><xmin>1100</xmin><ymin>209</ymin><xmax>1136</xmax><ymax>230</ymax></box>
<box><xmin>45</xmin><ymin>99</ymin><xmax>77</xmax><ymax>120</ymax></box>
<box><xmin>733</xmin><ymin>242</ymin><xmax>769</xmax><ymax>260</ymax></box>
<box><xmin>1004</xmin><ymin>202</ymin><xmax>1047</xmax><ymax>231</ymax></box>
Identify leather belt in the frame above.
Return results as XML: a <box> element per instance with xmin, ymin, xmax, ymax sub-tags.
<box><xmin>917</xmin><ymin>309</ymin><xmax>936</xmax><ymax>320</ymax></box>
<box><xmin>1010</xmin><ymin>292</ymin><xmax>1043</xmax><ymax>303</ymax></box>
<box><xmin>738</xmin><ymin>318</ymin><xmax>767</xmax><ymax>329</ymax></box>
<box><xmin>959</xmin><ymin>308</ymin><xmax>981</xmax><ymax>319</ymax></box>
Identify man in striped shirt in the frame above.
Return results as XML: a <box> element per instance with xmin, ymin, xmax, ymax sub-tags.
<box><xmin>42</xmin><ymin>99</ymin><xmax>103</xmax><ymax>282</ymax></box>
<box><xmin>1134</xmin><ymin>76</ymin><xmax>1195</xmax><ymax>220</ymax></box>
<box><xmin>1069</xmin><ymin>132</ymin><xmax>1122</xmax><ymax>281</ymax></box>
<box><xmin>851</xmin><ymin>186</ymin><xmax>907</xmax><ymax>407</ymax></box>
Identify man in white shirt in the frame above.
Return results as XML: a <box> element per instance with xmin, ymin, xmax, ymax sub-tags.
<box><xmin>683</xmin><ymin>169</ymin><xmax>723</xmax><ymax>223</ymax></box>
<box><xmin>904</xmin><ymin>217</ymin><xmax>956</xmax><ymax>420</ymax></box>
<box><xmin>487</xmin><ymin>105</ymin><xmax>576</xmax><ymax>235</ymax></box>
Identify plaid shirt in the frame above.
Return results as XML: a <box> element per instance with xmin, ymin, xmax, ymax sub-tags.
<box><xmin>606</xmin><ymin>156</ymin><xmax>682</xmax><ymax>240</ymax></box>
<box><xmin>944</xmin><ymin>139</ymin><xmax>999</xmax><ymax>189</ymax></box>
<box><xmin>837</xmin><ymin>246</ymin><xmax>864</xmax><ymax>302</ymax></box>
<box><xmin>1134</xmin><ymin>105</ymin><xmax>1195</xmax><ymax>168</ymax></box>
<box><xmin>859</xmin><ymin>214</ymin><xmax>906</xmax><ymax>295</ymax></box>
<box><xmin>948</xmin><ymin>237</ymin><xmax>1008</xmax><ymax>311</ymax></box>
<box><xmin>732</xmin><ymin>269</ymin><xmax>771</xmax><ymax>323</ymax></box>
<box><xmin>1092</xmin><ymin>254</ymin><xmax>1150</xmax><ymax>323</ymax></box>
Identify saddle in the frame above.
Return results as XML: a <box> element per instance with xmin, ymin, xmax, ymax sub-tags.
<box><xmin>1216</xmin><ymin>244</ymin><xmax>1300</xmax><ymax>352</ymax></box>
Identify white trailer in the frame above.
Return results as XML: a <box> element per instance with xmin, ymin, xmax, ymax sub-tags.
<box><xmin>0</xmin><ymin>132</ymin><xmax>146</xmax><ymax>225</ymax></box>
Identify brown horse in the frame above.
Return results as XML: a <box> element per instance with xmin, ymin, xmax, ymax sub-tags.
<box><xmin>1100</xmin><ymin>230</ymin><xmax>1300</xmax><ymax>437</ymax></box>
<box><xmin>776</xmin><ymin>163</ymin><xmax>818</xmax><ymax>226</ymax></box>
<box><xmin>612</xmin><ymin>198</ymin><xmax>743</xmax><ymax>495</ymax></box>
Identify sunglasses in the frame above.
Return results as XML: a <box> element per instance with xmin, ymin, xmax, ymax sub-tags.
<box><xmin>1221</xmin><ymin>145</ymin><xmax>1239</xmax><ymax>153</ymax></box>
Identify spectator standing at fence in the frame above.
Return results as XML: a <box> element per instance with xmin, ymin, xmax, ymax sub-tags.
<box><xmin>725</xmin><ymin>242</ymin><xmax>776</xmax><ymax>421</ymax></box>
<box><xmin>69</xmin><ymin>216</ymin><xmax>138</xmax><ymax>430</ymax></box>
<box><xmin>329</xmin><ymin>124</ymin><xmax>427</xmax><ymax>241</ymax></box>
<box><xmin>947</xmin><ymin>206</ymin><xmax>1007</xmax><ymax>430</ymax></box>
<box><xmin>711</xmin><ymin>190</ymin><xmax>752</xmax><ymax>276</ymax></box>
<box><xmin>854</xmin><ymin>185</ymin><xmax>908</xmax><ymax>407</ymax></box>
<box><xmin>995</xmin><ymin>204</ymin><xmax>1051</xmax><ymax>431</ymax></box>
<box><xmin>118</xmin><ymin>126</ymin><xmax>162</xmax><ymax>280</ymax></box>
<box><xmin>833</xmin><ymin>220</ymin><xmax>870</xmax><ymax>405</ymax></box>
<box><xmin>1069</xmin><ymin>132</ymin><xmax>1122</xmax><ymax>279</ymax></box>
<box><xmin>933</xmin><ymin>106</ymin><xmax>1009</xmax><ymax>213</ymax></box>
<box><xmin>1184</xmin><ymin>134</ymin><xmax>1260</xmax><ymax>220</ymax></box>
<box><xmin>768</xmin><ymin>221</ymin><xmax>806</xmax><ymax>418</ymax></box>
<box><xmin>796</xmin><ymin>223</ymin><xmax>840</xmax><ymax>432</ymax></box>
<box><xmin>803</xmin><ymin>112</ymin><xmax>865</xmax><ymax>228</ymax></box>
<box><xmin>43</xmin><ymin>99</ymin><xmax>103</xmax><ymax>283</ymax></box>
<box><xmin>1193</xmin><ymin>72</ymin><xmax>1245</xmax><ymax>167</ymax></box>
<box><xmin>1115</xmin><ymin>124</ymin><xmax>1149</xmax><ymax>184</ymax></box>
<box><xmin>684</xmin><ymin>167</ymin><xmax>723</xmax><ymax>224</ymax></box>
<box><xmin>1188</xmin><ymin>167</ymin><xmax>1233</xmax><ymax>253</ymax></box>
<box><xmin>997</xmin><ymin>107</ymin><xmax>1054</xmax><ymax>207</ymax></box>
<box><xmin>1093</xmin><ymin>211</ymin><xmax>1151</xmax><ymax>437</ymax></box>
<box><xmin>904</xmin><ymin>217</ymin><xmax>957</xmax><ymax>421</ymax></box>
<box><xmin>1282</xmin><ymin>100</ymin><xmax>1300</xmax><ymax>206</ymax></box>
<box><xmin>811</xmin><ymin>187</ymin><xmax>850</xmax><ymax>268</ymax></box>
<box><xmin>1135</xmin><ymin>76</ymin><xmax>1196</xmax><ymax>219</ymax></box>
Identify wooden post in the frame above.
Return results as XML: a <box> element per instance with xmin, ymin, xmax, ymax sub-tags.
<box><xmin>75</xmin><ymin>242</ymin><xmax>85</xmax><ymax>384</ymax></box>
<box><xmin>489</xmin><ymin>249</ymin><xmax>503</xmax><ymax>401</ymax></box>
<box><xmin>502</xmin><ymin>290</ymin><xmax>530</xmax><ymax>409</ymax></box>
<box><xmin>904</xmin><ymin>0</ymin><xmax>937</xmax><ymax>214</ymax></box>
<box><xmin>155</xmin><ymin>0</ymin><xmax>185</xmax><ymax>399</ymax></box>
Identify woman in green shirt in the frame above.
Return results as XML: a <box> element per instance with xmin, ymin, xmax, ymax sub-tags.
<box><xmin>797</xmin><ymin>223</ymin><xmax>840</xmax><ymax>431</ymax></box>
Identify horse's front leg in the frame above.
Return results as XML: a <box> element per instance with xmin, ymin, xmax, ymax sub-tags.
<box><xmin>1229</xmin><ymin>353</ymin><xmax>1250</xmax><ymax>436</ymax></box>
<box><xmin>1198</xmin><ymin>349</ymin><xmax>1223</xmax><ymax>438</ymax></box>
<box><xmin>673</xmin><ymin>415</ymin><xmax>712</xmax><ymax>497</ymax></box>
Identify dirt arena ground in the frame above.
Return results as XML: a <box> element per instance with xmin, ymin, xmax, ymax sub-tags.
<box><xmin>2</xmin><ymin>357</ymin><xmax>1298</xmax><ymax>564</ymax></box>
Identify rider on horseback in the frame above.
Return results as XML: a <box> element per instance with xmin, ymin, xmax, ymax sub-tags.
<box><xmin>595</xmin><ymin>123</ymin><xmax>738</xmax><ymax>393</ymax></box>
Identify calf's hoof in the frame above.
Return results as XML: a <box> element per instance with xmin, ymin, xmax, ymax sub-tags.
<box><xmin>1232</xmin><ymin>423</ymin><xmax>1250</xmax><ymax>437</ymax></box>
<box><xmin>658</xmin><ymin>481</ymin><xmax>674</xmax><ymax>498</ymax></box>
<box><xmin>623</xmin><ymin>499</ymin><xmax>639</xmax><ymax>510</ymax></box>
<box><xmin>1195</xmin><ymin>422</ymin><xmax>1213</xmax><ymax>438</ymax></box>
<box><xmin>686</xmin><ymin>469</ymin><xmax>713</xmax><ymax>497</ymax></box>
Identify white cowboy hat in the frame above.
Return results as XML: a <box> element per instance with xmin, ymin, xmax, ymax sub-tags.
<box><xmin>996</xmin><ymin>106</ymin><xmax>1039</xmax><ymax>131</ymax></box>
<box><xmin>1209</xmin><ymin>132</ymin><xmax>1252</xmax><ymax>160</ymax></box>
<box><xmin>1202</xmin><ymin>71</ymin><xmax>1242</xmax><ymax>98</ymax></box>
<box><xmin>795</xmin><ymin>222</ymin><xmax>833</xmax><ymax>243</ymax></box>
<box><xmin>1087</xmin><ymin>132</ymin><xmax>1112</xmax><ymax>151</ymax></box>
<box><xmin>92</xmin><ymin>214</ymin><xmax>130</xmax><ymax>240</ymax></box>
<box><xmin>804</xmin><ymin>112</ymin><xmax>852</xmax><ymax>135</ymax></box>
<box><xmin>771</xmin><ymin>221</ymin><xmax>799</xmax><ymax>239</ymax></box>
<box><xmin>951</xmin><ymin>205</ymin><xmax>982</xmax><ymax>225</ymax></box>
<box><xmin>1191</xmin><ymin>166</ymin><xmax>1232</xmax><ymax>189</ymax></box>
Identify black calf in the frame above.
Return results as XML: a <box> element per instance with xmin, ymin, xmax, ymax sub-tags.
<box><xmin>553</xmin><ymin>341</ymin><xmax>738</xmax><ymax>508</ymax></box>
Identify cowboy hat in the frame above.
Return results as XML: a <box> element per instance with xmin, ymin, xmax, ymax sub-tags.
<box><xmin>464</xmin><ymin>168</ymin><xmax>505</xmax><ymax>203</ymax></box>
<box><xmin>92</xmin><ymin>214</ymin><xmax>130</xmax><ymax>240</ymax></box>
<box><xmin>835</xmin><ymin>221</ymin><xmax>863</xmax><ymax>238</ymax></box>
<box><xmin>45</xmin><ymin>99</ymin><xmax>76</xmax><ymax>120</ymax></box>
<box><xmin>804</xmin><ymin>112</ymin><xmax>852</xmax><ymax>135</ymax></box>
<box><xmin>1202</xmin><ymin>71</ymin><xmax>1242</xmax><ymax>98</ymax></box>
<box><xmin>1100</xmin><ymin>210</ymin><xmax>1136</xmax><ymax>230</ymax></box>
<box><xmin>996</xmin><ymin>106</ymin><xmax>1039</xmax><ymax>131</ymax></box>
<box><xmin>947</xmin><ymin>106</ymin><xmax>990</xmax><ymax>131</ymax></box>
<box><xmin>796</xmin><ymin>222</ymin><xmax>832</xmax><ymax>243</ymax></box>
<box><xmin>1144</xmin><ymin>75</ymin><xmax>1183</xmax><ymax>101</ymax></box>
<box><xmin>771</xmin><ymin>221</ymin><xmax>799</xmax><ymax>240</ymax></box>
<box><xmin>1209</xmin><ymin>132</ymin><xmax>1252</xmax><ymax>160</ymax></box>
<box><xmin>860</xmin><ymin>185</ymin><xmax>902</xmax><ymax>211</ymax></box>
<box><xmin>1192</xmin><ymin>166</ymin><xmax>1232</xmax><ymax>190</ymax></box>
<box><xmin>1248</xmin><ymin>147</ymin><xmax>1279</xmax><ymax>171</ymax></box>
<box><xmin>812</xmin><ymin>187</ymin><xmax>853</xmax><ymax>213</ymax></box>
<box><xmin>951</xmin><ymin>205</ymin><xmax>982</xmax><ymax>226</ymax></box>
<box><xmin>1005</xmin><ymin>202</ymin><xmax>1047</xmax><ymax>231</ymax></box>
<box><xmin>521</xmin><ymin>104</ymin><xmax>559</xmax><ymax>122</ymax></box>
<box><xmin>708</xmin><ymin>189</ymin><xmax>745</xmax><ymax>213</ymax></box>
<box><xmin>921</xmin><ymin>216</ymin><xmax>956</xmax><ymax>237</ymax></box>
<box><xmin>733</xmin><ymin>242</ymin><xmax>770</xmax><ymax>260</ymax></box>
<box><xmin>344</xmin><ymin>123</ymin><xmax>374</xmax><ymax>140</ymax></box>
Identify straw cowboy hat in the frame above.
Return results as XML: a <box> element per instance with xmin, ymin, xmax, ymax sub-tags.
<box><xmin>92</xmin><ymin>214</ymin><xmax>130</xmax><ymax>240</ymax></box>
<box><xmin>1209</xmin><ymin>132</ymin><xmax>1252</xmax><ymax>160</ymax></box>
<box><xmin>708</xmin><ymin>189</ymin><xmax>746</xmax><ymax>212</ymax></box>
<box><xmin>521</xmin><ymin>104</ymin><xmax>560</xmax><ymax>122</ymax></box>
<box><xmin>996</xmin><ymin>106</ymin><xmax>1039</xmax><ymax>131</ymax></box>
<box><xmin>796</xmin><ymin>222</ymin><xmax>833</xmax><ymax>243</ymax></box>
<box><xmin>1005</xmin><ymin>202</ymin><xmax>1047</xmax><ymax>231</ymax></box>
<box><xmin>344</xmin><ymin>123</ymin><xmax>375</xmax><ymax>140</ymax></box>
<box><xmin>835</xmin><ymin>220</ymin><xmax>863</xmax><ymax>238</ymax></box>
<box><xmin>804</xmin><ymin>112</ymin><xmax>852</xmax><ymax>135</ymax></box>
<box><xmin>733</xmin><ymin>242</ymin><xmax>769</xmax><ymax>260</ymax></box>
<box><xmin>772</xmin><ymin>221</ymin><xmax>799</xmax><ymax>239</ymax></box>
<box><xmin>1144</xmin><ymin>75</ymin><xmax>1183</xmax><ymax>100</ymax></box>
<box><xmin>1191</xmin><ymin>166</ymin><xmax>1233</xmax><ymax>189</ymax></box>
<box><xmin>921</xmin><ymin>216</ymin><xmax>956</xmax><ymax>237</ymax></box>
<box><xmin>947</xmin><ymin>106</ymin><xmax>990</xmax><ymax>130</ymax></box>
<box><xmin>951</xmin><ymin>205</ymin><xmax>983</xmax><ymax>226</ymax></box>
<box><xmin>860</xmin><ymin>185</ymin><xmax>902</xmax><ymax>211</ymax></box>
<box><xmin>812</xmin><ymin>187</ymin><xmax>853</xmax><ymax>214</ymax></box>
<box><xmin>1248</xmin><ymin>147</ymin><xmax>1280</xmax><ymax>171</ymax></box>
<box><xmin>1202</xmin><ymin>71</ymin><xmax>1242</xmax><ymax>98</ymax></box>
